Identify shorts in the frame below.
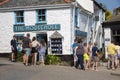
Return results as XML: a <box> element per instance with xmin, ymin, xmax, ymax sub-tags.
<box><xmin>84</xmin><ymin>53</ymin><xmax>89</xmax><ymax>61</ymax></box>
<box><xmin>11</xmin><ymin>48</ymin><xmax>17</xmax><ymax>53</ymax></box>
<box><xmin>108</xmin><ymin>54</ymin><xmax>115</xmax><ymax>61</ymax></box>
<box><xmin>118</xmin><ymin>53</ymin><xmax>120</xmax><ymax>59</ymax></box>
<box><xmin>24</xmin><ymin>48</ymin><xmax>31</xmax><ymax>55</ymax></box>
<box><xmin>92</xmin><ymin>56</ymin><xmax>99</xmax><ymax>62</ymax></box>
<box><xmin>31</xmin><ymin>47</ymin><xmax>38</xmax><ymax>53</ymax></box>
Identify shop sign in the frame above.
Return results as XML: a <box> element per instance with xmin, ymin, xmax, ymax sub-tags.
<box><xmin>14</xmin><ymin>24</ymin><xmax>60</xmax><ymax>32</ymax></box>
<box><xmin>75</xmin><ymin>30</ymin><xmax>87</xmax><ymax>37</ymax></box>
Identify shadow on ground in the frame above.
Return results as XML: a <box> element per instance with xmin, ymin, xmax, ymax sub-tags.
<box><xmin>0</xmin><ymin>64</ymin><xmax>12</xmax><ymax>66</ymax></box>
<box><xmin>111</xmin><ymin>73</ymin><xmax>120</xmax><ymax>76</ymax></box>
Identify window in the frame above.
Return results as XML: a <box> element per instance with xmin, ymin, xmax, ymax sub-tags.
<box><xmin>79</xmin><ymin>13</ymin><xmax>88</xmax><ymax>31</ymax></box>
<box><xmin>36</xmin><ymin>9</ymin><xmax>46</xmax><ymax>23</ymax></box>
<box><xmin>15</xmin><ymin>11</ymin><xmax>24</xmax><ymax>24</ymax></box>
<box><xmin>75</xmin><ymin>8</ymin><xmax>79</xmax><ymax>27</ymax></box>
<box><xmin>16</xmin><ymin>34</ymin><xmax>24</xmax><ymax>43</ymax></box>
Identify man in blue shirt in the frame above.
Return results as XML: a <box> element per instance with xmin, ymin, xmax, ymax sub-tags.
<box><xmin>72</xmin><ymin>39</ymin><xmax>78</xmax><ymax>67</ymax></box>
<box><xmin>92</xmin><ymin>42</ymin><xmax>99</xmax><ymax>71</ymax></box>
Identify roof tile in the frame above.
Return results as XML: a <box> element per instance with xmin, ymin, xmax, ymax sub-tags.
<box><xmin>0</xmin><ymin>0</ymin><xmax>75</xmax><ymax>8</ymax></box>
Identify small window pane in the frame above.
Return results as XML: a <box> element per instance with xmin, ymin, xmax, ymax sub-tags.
<box><xmin>42</xmin><ymin>16</ymin><xmax>45</xmax><ymax>21</ymax></box>
<box><xmin>37</xmin><ymin>9</ymin><xmax>46</xmax><ymax>22</ymax></box>
<box><xmin>17</xmin><ymin>18</ymin><xmax>21</xmax><ymax>23</ymax></box>
<box><xmin>15</xmin><ymin>11</ymin><xmax>24</xmax><ymax>24</ymax></box>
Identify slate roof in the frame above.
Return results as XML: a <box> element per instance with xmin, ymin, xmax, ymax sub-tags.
<box><xmin>108</xmin><ymin>14</ymin><xmax>120</xmax><ymax>22</ymax></box>
<box><xmin>50</xmin><ymin>31</ymin><xmax>63</xmax><ymax>38</ymax></box>
<box><xmin>0</xmin><ymin>0</ymin><xmax>75</xmax><ymax>8</ymax></box>
<box><xmin>102</xmin><ymin>14</ymin><xmax>120</xmax><ymax>27</ymax></box>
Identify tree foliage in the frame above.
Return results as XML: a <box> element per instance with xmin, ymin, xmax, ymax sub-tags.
<box><xmin>105</xmin><ymin>10</ymin><xmax>112</xmax><ymax>21</ymax></box>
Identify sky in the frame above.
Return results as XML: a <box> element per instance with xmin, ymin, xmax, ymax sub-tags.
<box><xmin>97</xmin><ymin>0</ymin><xmax>120</xmax><ymax>13</ymax></box>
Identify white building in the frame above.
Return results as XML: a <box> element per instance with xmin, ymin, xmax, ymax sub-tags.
<box><xmin>103</xmin><ymin>7</ymin><xmax>120</xmax><ymax>58</ymax></box>
<box><xmin>93</xmin><ymin>0</ymin><xmax>106</xmax><ymax>49</ymax></box>
<box><xmin>0</xmin><ymin>0</ymin><xmax>105</xmax><ymax>55</ymax></box>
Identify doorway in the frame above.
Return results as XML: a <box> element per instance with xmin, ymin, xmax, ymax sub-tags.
<box><xmin>36</xmin><ymin>33</ymin><xmax>48</xmax><ymax>55</ymax></box>
<box><xmin>36</xmin><ymin>33</ymin><xmax>47</xmax><ymax>43</ymax></box>
<box><xmin>112</xmin><ymin>36</ymin><xmax>120</xmax><ymax>45</ymax></box>
<box><xmin>111</xmin><ymin>29</ymin><xmax>120</xmax><ymax>45</ymax></box>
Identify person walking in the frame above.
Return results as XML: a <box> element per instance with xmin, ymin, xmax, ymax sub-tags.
<box><xmin>107</xmin><ymin>41</ymin><xmax>116</xmax><ymax>70</ymax></box>
<box><xmin>38</xmin><ymin>39</ymin><xmax>46</xmax><ymax>65</ymax></box>
<box><xmin>83</xmin><ymin>43</ymin><xmax>89</xmax><ymax>70</ymax></box>
<box><xmin>22</xmin><ymin>33</ymin><xmax>32</xmax><ymax>66</ymax></box>
<box><xmin>72</xmin><ymin>39</ymin><xmax>78</xmax><ymax>67</ymax></box>
<box><xmin>92</xmin><ymin>42</ymin><xmax>99</xmax><ymax>71</ymax></box>
<box><xmin>74</xmin><ymin>38</ymin><xmax>85</xmax><ymax>70</ymax></box>
<box><xmin>31</xmin><ymin>37</ymin><xmax>40</xmax><ymax>65</ymax></box>
<box><xmin>117</xmin><ymin>48</ymin><xmax>120</xmax><ymax>68</ymax></box>
<box><xmin>10</xmin><ymin>35</ymin><xmax>17</xmax><ymax>62</ymax></box>
<box><xmin>115</xmin><ymin>43</ymin><xmax>120</xmax><ymax>68</ymax></box>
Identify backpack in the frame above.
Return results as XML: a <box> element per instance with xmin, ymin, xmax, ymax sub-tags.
<box><xmin>76</xmin><ymin>43</ymin><xmax>84</xmax><ymax>55</ymax></box>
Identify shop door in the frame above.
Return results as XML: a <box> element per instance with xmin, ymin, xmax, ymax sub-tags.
<box><xmin>36</xmin><ymin>33</ymin><xmax>48</xmax><ymax>55</ymax></box>
<box><xmin>36</xmin><ymin>34</ymin><xmax>47</xmax><ymax>43</ymax></box>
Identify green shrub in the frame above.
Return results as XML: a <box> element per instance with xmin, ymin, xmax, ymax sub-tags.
<box><xmin>9</xmin><ymin>52</ymin><xmax>23</xmax><ymax>62</ymax></box>
<box><xmin>102</xmin><ymin>58</ymin><xmax>108</xmax><ymax>62</ymax></box>
<box><xmin>16</xmin><ymin>52</ymin><xmax>23</xmax><ymax>62</ymax></box>
<box><xmin>98</xmin><ymin>51</ymin><xmax>104</xmax><ymax>60</ymax></box>
<box><xmin>45</xmin><ymin>55</ymin><xmax>61</xmax><ymax>65</ymax></box>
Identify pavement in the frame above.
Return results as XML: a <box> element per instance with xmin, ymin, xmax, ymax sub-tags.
<box><xmin>0</xmin><ymin>57</ymin><xmax>120</xmax><ymax>80</ymax></box>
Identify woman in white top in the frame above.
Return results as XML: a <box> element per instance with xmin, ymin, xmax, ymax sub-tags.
<box><xmin>31</xmin><ymin>37</ymin><xmax>40</xmax><ymax>65</ymax></box>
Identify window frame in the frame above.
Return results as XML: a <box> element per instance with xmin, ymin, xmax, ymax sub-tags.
<box><xmin>36</xmin><ymin>9</ymin><xmax>46</xmax><ymax>24</ymax></box>
<box><xmin>14</xmin><ymin>11</ymin><xmax>24</xmax><ymax>24</ymax></box>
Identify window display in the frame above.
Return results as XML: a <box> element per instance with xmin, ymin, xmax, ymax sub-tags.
<box><xmin>51</xmin><ymin>38</ymin><xmax>62</xmax><ymax>54</ymax></box>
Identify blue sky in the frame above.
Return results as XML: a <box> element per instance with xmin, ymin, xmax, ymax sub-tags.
<box><xmin>97</xmin><ymin>0</ymin><xmax>120</xmax><ymax>13</ymax></box>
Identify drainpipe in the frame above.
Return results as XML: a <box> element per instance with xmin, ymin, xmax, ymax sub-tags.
<box><xmin>85</xmin><ymin>15</ymin><xmax>89</xmax><ymax>45</ymax></box>
<box><xmin>70</xmin><ymin>2</ymin><xmax>76</xmax><ymax>54</ymax></box>
<box><xmin>92</xmin><ymin>15</ymin><xmax>95</xmax><ymax>43</ymax></box>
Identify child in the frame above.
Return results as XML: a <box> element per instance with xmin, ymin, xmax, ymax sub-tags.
<box><xmin>83</xmin><ymin>43</ymin><xmax>89</xmax><ymax>70</ymax></box>
<box><xmin>38</xmin><ymin>39</ymin><xmax>46</xmax><ymax>65</ymax></box>
<box><xmin>92</xmin><ymin>42</ymin><xmax>99</xmax><ymax>71</ymax></box>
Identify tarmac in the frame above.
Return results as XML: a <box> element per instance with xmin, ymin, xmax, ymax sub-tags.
<box><xmin>0</xmin><ymin>57</ymin><xmax>120</xmax><ymax>80</ymax></box>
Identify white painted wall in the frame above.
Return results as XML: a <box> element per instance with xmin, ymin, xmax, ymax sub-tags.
<box><xmin>47</xmin><ymin>8</ymin><xmax>71</xmax><ymax>55</ymax></box>
<box><xmin>104</xmin><ymin>28</ymin><xmax>111</xmax><ymax>58</ymax></box>
<box><xmin>76</xmin><ymin>0</ymin><xmax>94</xmax><ymax>13</ymax></box>
<box><xmin>104</xmin><ymin>28</ymin><xmax>111</xmax><ymax>46</ymax></box>
<box><xmin>0</xmin><ymin>12</ymin><xmax>14</xmax><ymax>53</ymax></box>
<box><xmin>0</xmin><ymin>8</ymin><xmax>72</xmax><ymax>55</ymax></box>
<box><xmin>25</xmin><ymin>11</ymin><xmax>36</xmax><ymax>26</ymax></box>
<box><xmin>94</xmin><ymin>9</ymin><xmax>105</xmax><ymax>49</ymax></box>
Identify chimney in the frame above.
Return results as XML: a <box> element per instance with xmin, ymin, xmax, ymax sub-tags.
<box><xmin>64</xmin><ymin>0</ymin><xmax>71</xmax><ymax>3</ymax></box>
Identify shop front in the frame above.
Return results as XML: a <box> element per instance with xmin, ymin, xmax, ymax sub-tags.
<box><xmin>14</xmin><ymin>24</ymin><xmax>63</xmax><ymax>55</ymax></box>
